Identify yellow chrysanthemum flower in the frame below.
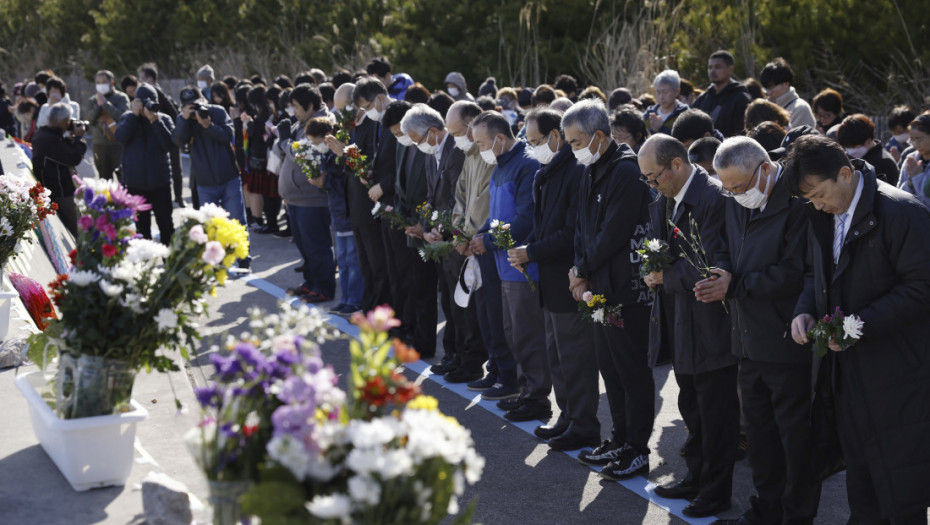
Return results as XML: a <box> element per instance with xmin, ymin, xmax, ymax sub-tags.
<box><xmin>407</xmin><ymin>395</ymin><xmax>439</xmax><ymax>411</ymax></box>
<box><xmin>586</xmin><ymin>294</ymin><xmax>606</xmax><ymax>308</ymax></box>
<box><xmin>216</xmin><ymin>268</ymin><xmax>228</xmax><ymax>285</ymax></box>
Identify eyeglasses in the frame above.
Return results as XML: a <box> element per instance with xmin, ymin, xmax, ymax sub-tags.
<box><xmin>723</xmin><ymin>160</ymin><xmax>765</xmax><ymax>197</ymax></box>
<box><xmin>612</xmin><ymin>130</ymin><xmax>634</xmax><ymax>144</ymax></box>
<box><xmin>640</xmin><ymin>166</ymin><xmax>669</xmax><ymax>188</ymax></box>
<box><xmin>909</xmin><ymin>134</ymin><xmax>928</xmax><ymax>147</ymax></box>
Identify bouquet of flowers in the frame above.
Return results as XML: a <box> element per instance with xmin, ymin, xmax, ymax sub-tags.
<box><xmin>29</xmin><ymin>177</ymin><xmax>249</xmax><ymax>417</ymax></box>
<box><xmin>578</xmin><ymin>291</ymin><xmax>624</xmax><ymax>328</ymax></box>
<box><xmin>371</xmin><ymin>202</ymin><xmax>411</xmax><ymax>230</ymax></box>
<box><xmin>669</xmin><ymin>217</ymin><xmax>727</xmax><ymax>312</ymax></box>
<box><xmin>490</xmin><ymin>219</ymin><xmax>535</xmax><ymax>291</ymax></box>
<box><xmin>0</xmin><ymin>175</ymin><xmax>57</xmax><ymax>268</ymax></box>
<box><xmin>807</xmin><ymin>307</ymin><xmax>864</xmax><ymax>358</ymax></box>
<box><xmin>344</xmin><ymin>144</ymin><xmax>372</xmax><ymax>188</ymax></box>
<box><xmin>241</xmin><ymin>306</ymin><xmax>484</xmax><ymax>525</ymax></box>
<box><xmin>417</xmin><ymin>242</ymin><xmax>456</xmax><ymax>263</ymax></box>
<box><xmin>451</xmin><ymin>218</ymin><xmax>473</xmax><ymax>248</ymax></box>
<box><xmin>637</xmin><ymin>238</ymin><xmax>674</xmax><ymax>277</ymax></box>
<box><xmin>291</xmin><ymin>138</ymin><xmax>325</xmax><ymax>184</ymax></box>
<box><xmin>334</xmin><ymin>107</ymin><xmax>357</xmax><ymax>144</ymax></box>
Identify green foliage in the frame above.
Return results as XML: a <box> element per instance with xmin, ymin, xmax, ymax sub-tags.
<box><xmin>0</xmin><ymin>0</ymin><xmax>927</xmax><ymax>114</ymax></box>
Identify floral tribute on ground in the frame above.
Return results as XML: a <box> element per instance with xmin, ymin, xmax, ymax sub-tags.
<box><xmin>0</xmin><ymin>175</ymin><xmax>57</xmax><ymax>267</ymax></box>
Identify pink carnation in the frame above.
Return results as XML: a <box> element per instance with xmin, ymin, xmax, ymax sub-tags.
<box><xmin>78</xmin><ymin>215</ymin><xmax>94</xmax><ymax>231</ymax></box>
<box><xmin>201</xmin><ymin>241</ymin><xmax>226</xmax><ymax>265</ymax></box>
<box><xmin>188</xmin><ymin>225</ymin><xmax>208</xmax><ymax>244</ymax></box>
<box><xmin>582</xmin><ymin>291</ymin><xmax>593</xmax><ymax>302</ymax></box>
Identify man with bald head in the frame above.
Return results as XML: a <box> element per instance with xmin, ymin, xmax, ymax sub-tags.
<box><xmin>333</xmin><ymin>82</ymin><xmax>355</xmax><ymax>112</ymax></box>
<box><xmin>639</xmin><ymin>134</ymin><xmax>738</xmax><ymax>517</ymax></box>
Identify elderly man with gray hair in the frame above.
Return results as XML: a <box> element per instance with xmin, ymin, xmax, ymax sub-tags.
<box><xmin>644</xmin><ymin>69</ymin><xmax>690</xmax><ymax>136</ymax></box>
<box><xmin>85</xmin><ymin>69</ymin><xmax>130</xmax><ymax>181</ymax></box>
<box><xmin>694</xmin><ymin>136</ymin><xmax>821</xmax><ymax>525</ymax></box>
<box><xmin>564</xmin><ymin>99</ymin><xmax>655</xmax><ymax>481</ymax></box>
<box><xmin>31</xmin><ymin>102</ymin><xmax>87</xmax><ymax>236</ymax></box>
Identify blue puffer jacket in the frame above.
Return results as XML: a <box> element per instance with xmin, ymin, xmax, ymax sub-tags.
<box><xmin>322</xmin><ymin>152</ymin><xmax>351</xmax><ymax>233</ymax></box>
<box><xmin>173</xmin><ymin>104</ymin><xmax>238</xmax><ymax>187</ymax></box>
<box><xmin>480</xmin><ymin>140</ymin><xmax>540</xmax><ymax>282</ymax></box>
<box><xmin>115</xmin><ymin>112</ymin><xmax>175</xmax><ymax>190</ymax></box>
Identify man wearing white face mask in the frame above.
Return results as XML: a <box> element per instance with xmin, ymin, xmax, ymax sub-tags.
<box><xmin>695</xmin><ymin>136</ymin><xmax>820</xmax><ymax>525</ymax></box>
<box><xmin>85</xmin><ymin>69</ymin><xmax>129</xmax><ymax>181</ymax></box>
<box><xmin>565</xmin><ymin>99</ymin><xmax>655</xmax><ymax>481</ymax></box>
<box><xmin>444</xmin><ymin>71</ymin><xmax>474</xmax><ymax>102</ymax></box>
<box><xmin>196</xmin><ymin>65</ymin><xmax>215</xmax><ymax>102</ymax></box>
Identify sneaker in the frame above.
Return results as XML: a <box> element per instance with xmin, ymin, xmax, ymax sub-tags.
<box><xmin>598</xmin><ymin>446</ymin><xmax>649</xmax><ymax>481</ymax></box>
<box><xmin>286</xmin><ymin>285</ymin><xmax>312</xmax><ymax>297</ymax></box>
<box><xmin>328</xmin><ymin>303</ymin><xmax>347</xmax><ymax>314</ymax></box>
<box><xmin>480</xmin><ymin>383</ymin><xmax>520</xmax><ymax>401</ymax></box>
<box><xmin>272</xmin><ymin>228</ymin><xmax>292</xmax><ymax>239</ymax></box>
<box><xmin>497</xmin><ymin>397</ymin><xmax>524</xmax><ymax>411</ymax></box>
<box><xmin>300</xmin><ymin>291</ymin><xmax>331</xmax><ymax>304</ymax></box>
<box><xmin>294</xmin><ymin>265</ymin><xmax>305</xmax><ymax>273</ymax></box>
<box><xmin>577</xmin><ymin>439</ymin><xmax>624</xmax><ymax>467</ymax></box>
<box><xmin>338</xmin><ymin>304</ymin><xmax>363</xmax><ymax>316</ymax></box>
<box><xmin>467</xmin><ymin>375</ymin><xmax>497</xmax><ymax>391</ymax></box>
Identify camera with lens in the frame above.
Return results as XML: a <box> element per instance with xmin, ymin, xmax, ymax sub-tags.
<box><xmin>68</xmin><ymin>119</ymin><xmax>89</xmax><ymax>132</ymax></box>
<box><xmin>143</xmin><ymin>98</ymin><xmax>159</xmax><ymax>112</ymax></box>
<box><xmin>191</xmin><ymin>103</ymin><xmax>210</xmax><ymax>120</ymax></box>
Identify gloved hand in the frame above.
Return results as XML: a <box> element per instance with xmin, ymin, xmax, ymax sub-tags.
<box><xmin>277</xmin><ymin>121</ymin><xmax>292</xmax><ymax>141</ymax></box>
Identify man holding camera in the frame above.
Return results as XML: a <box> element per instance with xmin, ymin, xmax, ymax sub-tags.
<box><xmin>115</xmin><ymin>83</ymin><xmax>176</xmax><ymax>244</ymax></box>
<box><xmin>173</xmin><ymin>86</ymin><xmax>250</xmax><ymax>270</ymax></box>
<box><xmin>31</xmin><ymin>102</ymin><xmax>87</xmax><ymax>236</ymax></box>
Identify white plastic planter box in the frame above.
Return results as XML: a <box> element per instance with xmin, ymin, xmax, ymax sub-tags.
<box><xmin>15</xmin><ymin>371</ymin><xmax>148</xmax><ymax>491</ymax></box>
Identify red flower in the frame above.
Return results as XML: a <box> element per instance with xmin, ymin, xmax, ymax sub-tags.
<box><xmin>361</xmin><ymin>376</ymin><xmax>390</xmax><ymax>407</ymax></box>
<box><xmin>243</xmin><ymin>424</ymin><xmax>258</xmax><ymax>438</ymax></box>
<box><xmin>48</xmin><ymin>274</ymin><xmax>69</xmax><ymax>306</ymax></box>
<box><xmin>101</xmin><ymin>244</ymin><xmax>118</xmax><ymax>258</ymax></box>
<box><xmin>672</xmin><ymin>228</ymin><xmax>681</xmax><ymax>239</ymax></box>
<box><xmin>68</xmin><ymin>249</ymin><xmax>77</xmax><ymax>266</ymax></box>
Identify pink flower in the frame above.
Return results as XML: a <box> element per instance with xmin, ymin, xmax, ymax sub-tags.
<box><xmin>351</xmin><ymin>305</ymin><xmax>402</xmax><ymax>333</ymax></box>
<box><xmin>109</xmin><ymin>184</ymin><xmax>152</xmax><ymax>214</ymax></box>
<box><xmin>188</xmin><ymin>225</ymin><xmax>208</xmax><ymax>244</ymax></box>
<box><xmin>78</xmin><ymin>215</ymin><xmax>94</xmax><ymax>231</ymax></box>
<box><xmin>101</xmin><ymin>223</ymin><xmax>118</xmax><ymax>241</ymax></box>
<box><xmin>385</xmin><ymin>205</ymin><xmax>394</xmax><ymax>212</ymax></box>
<box><xmin>96</xmin><ymin>214</ymin><xmax>110</xmax><ymax>229</ymax></box>
<box><xmin>101</xmin><ymin>244</ymin><xmax>118</xmax><ymax>258</ymax></box>
<box><xmin>501</xmin><ymin>223</ymin><xmax>511</xmax><ymax>230</ymax></box>
<box><xmin>582</xmin><ymin>291</ymin><xmax>593</xmax><ymax>303</ymax></box>
<box><xmin>201</xmin><ymin>241</ymin><xmax>225</xmax><ymax>265</ymax></box>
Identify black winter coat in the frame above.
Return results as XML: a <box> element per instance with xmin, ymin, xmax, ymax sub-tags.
<box><xmin>371</xmin><ymin>125</ymin><xmax>398</xmax><ymax>202</ymax></box>
<box><xmin>31</xmin><ymin>126</ymin><xmax>86</xmax><ymax>198</ymax></box>
<box><xmin>646</xmin><ymin>168</ymin><xmax>736</xmax><ymax>374</ymax></box>
<box><xmin>525</xmin><ymin>144</ymin><xmax>584</xmax><ymax>312</ymax></box>
<box><xmin>794</xmin><ymin>166</ymin><xmax>930</xmax><ymax>516</ymax></box>
<box><xmin>692</xmin><ymin>80</ymin><xmax>751</xmax><ymax>138</ymax></box>
<box><xmin>861</xmin><ymin>142</ymin><xmax>899</xmax><ymax>187</ymax></box>
<box><xmin>346</xmin><ymin>117</ymin><xmax>379</xmax><ymax>227</ymax></box>
<box><xmin>716</xmin><ymin>165</ymin><xmax>812</xmax><ymax>364</ymax></box>
<box><xmin>573</xmin><ymin>142</ymin><xmax>652</xmax><ymax>308</ymax></box>
<box><xmin>115</xmin><ymin>113</ymin><xmax>175</xmax><ymax>191</ymax></box>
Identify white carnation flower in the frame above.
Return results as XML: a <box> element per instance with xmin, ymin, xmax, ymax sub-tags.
<box><xmin>843</xmin><ymin>315</ymin><xmax>864</xmax><ymax>340</ymax></box>
<box><xmin>199</xmin><ymin>203</ymin><xmax>229</xmax><ymax>220</ymax></box>
<box><xmin>305</xmin><ymin>493</ymin><xmax>351</xmax><ymax>521</ymax></box>
<box><xmin>268</xmin><ymin>435</ymin><xmax>312</xmax><ymax>481</ymax></box>
<box><xmin>347</xmin><ymin>475</ymin><xmax>381</xmax><ymax>506</ymax></box>
<box><xmin>592</xmin><ymin>309</ymin><xmax>605</xmax><ymax>323</ymax></box>
<box><xmin>154</xmin><ymin>308</ymin><xmax>178</xmax><ymax>332</ymax></box>
<box><xmin>69</xmin><ymin>270</ymin><xmax>100</xmax><ymax>287</ymax></box>
<box><xmin>99</xmin><ymin>280</ymin><xmax>124</xmax><ymax>297</ymax></box>
<box><xmin>371</xmin><ymin>202</ymin><xmax>382</xmax><ymax>216</ymax></box>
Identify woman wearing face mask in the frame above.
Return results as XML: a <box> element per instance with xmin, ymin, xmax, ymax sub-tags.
<box><xmin>898</xmin><ymin>113</ymin><xmax>930</xmax><ymax>211</ymax></box>
<box><xmin>836</xmin><ymin>114</ymin><xmax>899</xmax><ymax>186</ymax></box>
<box><xmin>36</xmin><ymin>77</ymin><xmax>81</xmax><ymax>129</ymax></box>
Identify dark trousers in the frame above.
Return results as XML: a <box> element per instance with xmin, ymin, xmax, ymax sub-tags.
<box><xmin>352</xmin><ymin>220</ymin><xmax>391</xmax><ymax>311</ymax></box>
<box><xmin>401</xmin><ymin>245</ymin><xmax>438</xmax><ymax>358</ymax></box>
<box><xmin>543</xmin><ymin>309</ymin><xmax>600</xmax><ymax>437</ymax></box>
<box><xmin>52</xmin><ymin>196</ymin><xmax>78</xmax><ymax>238</ymax></box>
<box><xmin>169</xmin><ymin>145</ymin><xmax>183</xmax><ymax>201</ymax></box>
<box><xmin>442</xmin><ymin>252</ymin><xmax>487</xmax><ymax>372</ymax></box>
<box><xmin>128</xmin><ymin>185</ymin><xmax>174</xmax><ymax>245</ymax></box>
<box><xmin>289</xmin><ymin>205</ymin><xmax>335</xmax><ymax>298</ymax></box>
<box><xmin>501</xmin><ymin>280</ymin><xmax>550</xmax><ymax>403</ymax></box>
<box><xmin>739</xmin><ymin>359</ymin><xmax>821</xmax><ymax>525</ymax></box>
<box><xmin>592</xmin><ymin>304</ymin><xmax>655</xmax><ymax>454</ymax></box>
<box><xmin>93</xmin><ymin>143</ymin><xmax>122</xmax><ymax>181</ymax></box>
<box><xmin>380</xmin><ymin>220</ymin><xmax>408</xmax><ymax>320</ymax></box>
<box><xmin>436</xmin><ymin>253</ymin><xmax>458</xmax><ymax>361</ymax></box>
<box><xmin>676</xmin><ymin>364</ymin><xmax>739</xmax><ymax>502</ymax></box>
<box><xmin>475</xmin><ymin>252</ymin><xmax>517</xmax><ymax>387</ymax></box>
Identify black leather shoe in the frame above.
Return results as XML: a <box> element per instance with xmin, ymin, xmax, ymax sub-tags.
<box><xmin>547</xmin><ymin>430</ymin><xmax>600</xmax><ymax>451</ymax></box>
<box><xmin>682</xmin><ymin>497</ymin><xmax>730</xmax><ymax>518</ymax></box>
<box><xmin>653</xmin><ymin>480</ymin><xmax>699</xmax><ymax>500</ymax></box>
<box><xmin>430</xmin><ymin>359</ymin><xmax>456</xmax><ymax>376</ymax></box>
<box><xmin>504</xmin><ymin>402</ymin><xmax>552</xmax><ymax>422</ymax></box>
<box><xmin>444</xmin><ymin>368</ymin><xmax>483</xmax><ymax>384</ymax></box>
<box><xmin>533</xmin><ymin>423</ymin><xmax>568</xmax><ymax>440</ymax></box>
<box><xmin>496</xmin><ymin>397</ymin><xmax>523</xmax><ymax>411</ymax></box>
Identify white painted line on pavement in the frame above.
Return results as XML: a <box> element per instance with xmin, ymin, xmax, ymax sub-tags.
<box><xmin>241</xmin><ymin>275</ymin><xmax>718</xmax><ymax>525</ymax></box>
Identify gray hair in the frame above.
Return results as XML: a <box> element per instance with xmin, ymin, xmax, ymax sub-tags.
<box><xmin>47</xmin><ymin>102</ymin><xmax>73</xmax><ymax>126</ymax></box>
<box><xmin>400</xmin><ymin>103</ymin><xmax>445</xmax><ymax>136</ymax></box>
<box><xmin>713</xmin><ymin>136</ymin><xmax>771</xmax><ymax>174</ymax></box>
<box><xmin>561</xmin><ymin>98</ymin><xmax>609</xmax><ymax>137</ymax></box>
<box><xmin>448</xmin><ymin>100</ymin><xmax>482</xmax><ymax>124</ymax></box>
<box><xmin>95</xmin><ymin>70</ymin><xmax>115</xmax><ymax>82</ymax></box>
<box><xmin>653</xmin><ymin>69</ymin><xmax>681</xmax><ymax>91</ymax></box>
<box><xmin>549</xmin><ymin>97</ymin><xmax>573</xmax><ymax>112</ymax></box>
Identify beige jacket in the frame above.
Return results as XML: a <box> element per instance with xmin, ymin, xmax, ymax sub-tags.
<box><xmin>775</xmin><ymin>86</ymin><xmax>816</xmax><ymax>130</ymax></box>
<box><xmin>452</xmin><ymin>143</ymin><xmax>493</xmax><ymax>236</ymax></box>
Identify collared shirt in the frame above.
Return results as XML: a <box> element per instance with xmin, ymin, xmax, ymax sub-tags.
<box><xmin>433</xmin><ymin>131</ymin><xmax>449</xmax><ymax>169</ymax></box>
<box><xmin>759</xmin><ymin>162</ymin><xmax>783</xmax><ymax>213</ymax></box>
<box><xmin>672</xmin><ymin>166</ymin><xmax>697</xmax><ymax>217</ymax></box>
<box><xmin>837</xmin><ymin>170</ymin><xmax>865</xmax><ymax>242</ymax></box>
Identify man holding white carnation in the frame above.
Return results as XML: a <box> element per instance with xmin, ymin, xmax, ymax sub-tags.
<box><xmin>787</xmin><ymin>135</ymin><xmax>930</xmax><ymax>524</ymax></box>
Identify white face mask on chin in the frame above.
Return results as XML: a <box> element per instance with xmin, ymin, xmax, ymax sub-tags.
<box><xmin>479</xmin><ymin>137</ymin><xmax>498</xmax><ymax>165</ymax></box>
<box><xmin>733</xmin><ymin>166</ymin><xmax>773</xmax><ymax>209</ymax></box>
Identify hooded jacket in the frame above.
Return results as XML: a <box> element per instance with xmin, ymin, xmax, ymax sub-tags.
<box><xmin>173</xmin><ymin>102</ymin><xmax>238</xmax><ymax>188</ymax></box>
<box><xmin>115</xmin><ymin>114</ymin><xmax>174</xmax><ymax>190</ymax></box>
<box><xmin>36</xmin><ymin>94</ymin><xmax>81</xmax><ymax>129</ymax></box>
<box><xmin>443</xmin><ymin>72</ymin><xmax>474</xmax><ymax>102</ymax></box>
<box><xmin>774</xmin><ymin>86</ymin><xmax>816</xmax><ymax>130</ymax></box>
<box><xmin>692</xmin><ymin>79</ymin><xmax>751</xmax><ymax>138</ymax></box>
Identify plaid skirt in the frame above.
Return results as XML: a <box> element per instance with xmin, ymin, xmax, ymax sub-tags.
<box><xmin>243</xmin><ymin>168</ymin><xmax>280</xmax><ymax>198</ymax></box>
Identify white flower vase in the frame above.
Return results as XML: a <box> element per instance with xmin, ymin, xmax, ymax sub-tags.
<box><xmin>15</xmin><ymin>371</ymin><xmax>148</xmax><ymax>491</ymax></box>
<box><xmin>0</xmin><ymin>269</ymin><xmax>19</xmax><ymax>341</ymax></box>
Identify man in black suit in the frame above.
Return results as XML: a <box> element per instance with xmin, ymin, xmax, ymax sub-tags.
<box><xmin>695</xmin><ymin>136</ymin><xmax>821</xmax><ymax>525</ymax></box>
<box><xmin>787</xmin><ymin>136</ymin><xmax>930</xmax><ymax>524</ymax></box>
<box><xmin>639</xmin><ymin>134</ymin><xmax>738</xmax><ymax>518</ymax></box>
<box><xmin>507</xmin><ymin>107</ymin><xmax>600</xmax><ymax>451</ymax></box>
<box><xmin>403</xmin><ymin>103</ymin><xmax>486</xmax><ymax>380</ymax></box>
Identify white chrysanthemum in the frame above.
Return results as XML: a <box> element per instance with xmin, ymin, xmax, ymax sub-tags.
<box><xmin>305</xmin><ymin>493</ymin><xmax>351</xmax><ymax>521</ymax></box>
<box><xmin>199</xmin><ymin>203</ymin><xmax>229</xmax><ymax>220</ymax></box>
<box><xmin>119</xmin><ymin>292</ymin><xmax>145</xmax><ymax>314</ymax></box>
<box><xmin>371</xmin><ymin>202</ymin><xmax>382</xmax><ymax>216</ymax></box>
<box><xmin>347</xmin><ymin>417</ymin><xmax>398</xmax><ymax>448</ymax></box>
<box><xmin>592</xmin><ymin>309</ymin><xmax>605</xmax><ymax>323</ymax></box>
<box><xmin>110</xmin><ymin>262</ymin><xmax>137</xmax><ymax>282</ymax></box>
<box><xmin>125</xmin><ymin>238</ymin><xmax>170</xmax><ymax>263</ymax></box>
<box><xmin>843</xmin><ymin>315</ymin><xmax>864</xmax><ymax>340</ymax></box>
<box><xmin>646</xmin><ymin>239</ymin><xmax>663</xmax><ymax>252</ymax></box>
<box><xmin>463</xmin><ymin>447</ymin><xmax>485</xmax><ymax>484</ymax></box>
<box><xmin>347</xmin><ymin>475</ymin><xmax>381</xmax><ymax>506</ymax></box>
<box><xmin>448</xmin><ymin>494</ymin><xmax>459</xmax><ymax>515</ymax></box>
<box><xmin>68</xmin><ymin>270</ymin><xmax>100</xmax><ymax>287</ymax></box>
<box><xmin>154</xmin><ymin>309</ymin><xmax>178</xmax><ymax>332</ymax></box>
<box><xmin>345</xmin><ymin>447</ymin><xmax>382</xmax><ymax>475</ymax></box>
<box><xmin>268</xmin><ymin>434</ymin><xmax>313</xmax><ymax>481</ymax></box>
<box><xmin>379</xmin><ymin>449</ymin><xmax>414</xmax><ymax>479</ymax></box>
<box><xmin>490</xmin><ymin>219</ymin><xmax>499</xmax><ymax>228</ymax></box>
<box><xmin>0</xmin><ymin>218</ymin><xmax>13</xmax><ymax>237</ymax></box>
<box><xmin>177</xmin><ymin>207</ymin><xmax>207</xmax><ymax>224</ymax></box>
<box><xmin>99</xmin><ymin>280</ymin><xmax>124</xmax><ymax>297</ymax></box>
<box><xmin>431</xmin><ymin>211</ymin><xmax>439</xmax><ymax>221</ymax></box>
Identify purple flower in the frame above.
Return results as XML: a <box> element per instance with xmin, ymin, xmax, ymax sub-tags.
<box><xmin>210</xmin><ymin>353</ymin><xmax>243</xmax><ymax>382</ymax></box>
<box><xmin>110</xmin><ymin>208</ymin><xmax>134</xmax><ymax>221</ymax></box>
<box><xmin>220</xmin><ymin>422</ymin><xmax>238</xmax><ymax>439</ymax></box>
<box><xmin>271</xmin><ymin>403</ymin><xmax>314</xmax><ymax>438</ymax></box>
<box><xmin>109</xmin><ymin>183</ymin><xmax>152</xmax><ymax>214</ymax></box>
<box><xmin>278</xmin><ymin>375</ymin><xmax>317</xmax><ymax>405</ymax></box>
<box><xmin>78</xmin><ymin>215</ymin><xmax>94</xmax><ymax>231</ymax></box>
<box><xmin>194</xmin><ymin>383</ymin><xmax>221</xmax><ymax>408</ymax></box>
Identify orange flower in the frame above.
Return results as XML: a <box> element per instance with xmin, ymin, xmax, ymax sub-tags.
<box><xmin>392</xmin><ymin>338</ymin><xmax>421</xmax><ymax>363</ymax></box>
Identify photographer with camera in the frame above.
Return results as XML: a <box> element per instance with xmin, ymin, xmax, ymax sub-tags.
<box><xmin>173</xmin><ymin>86</ymin><xmax>251</xmax><ymax>271</ymax></box>
<box><xmin>85</xmin><ymin>69</ymin><xmax>130</xmax><ymax>181</ymax></box>
<box><xmin>115</xmin><ymin>83</ymin><xmax>176</xmax><ymax>244</ymax></box>
<box><xmin>31</xmin><ymin>102</ymin><xmax>88</xmax><ymax>236</ymax></box>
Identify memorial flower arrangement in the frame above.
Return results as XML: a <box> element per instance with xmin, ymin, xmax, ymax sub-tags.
<box><xmin>637</xmin><ymin>238</ymin><xmax>674</xmax><ymax>276</ymax></box>
<box><xmin>344</xmin><ymin>144</ymin><xmax>371</xmax><ymax>188</ymax></box>
<box><xmin>578</xmin><ymin>291</ymin><xmax>624</xmax><ymax>328</ymax></box>
<box><xmin>29</xmin><ymin>177</ymin><xmax>248</xmax><ymax>407</ymax></box>
<box><xmin>0</xmin><ymin>175</ymin><xmax>57</xmax><ymax>268</ymax></box>
<box><xmin>490</xmin><ymin>219</ymin><xmax>534</xmax><ymax>290</ymax></box>
<box><xmin>291</xmin><ymin>138</ymin><xmax>325</xmax><ymax>183</ymax></box>
<box><xmin>240</xmin><ymin>306</ymin><xmax>485</xmax><ymax>525</ymax></box>
<box><xmin>807</xmin><ymin>307</ymin><xmax>864</xmax><ymax>358</ymax></box>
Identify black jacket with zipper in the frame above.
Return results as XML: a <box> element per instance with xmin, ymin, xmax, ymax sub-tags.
<box><xmin>31</xmin><ymin>125</ymin><xmax>87</xmax><ymax>198</ymax></box>
<box><xmin>715</xmin><ymin>164</ymin><xmax>812</xmax><ymax>364</ymax></box>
